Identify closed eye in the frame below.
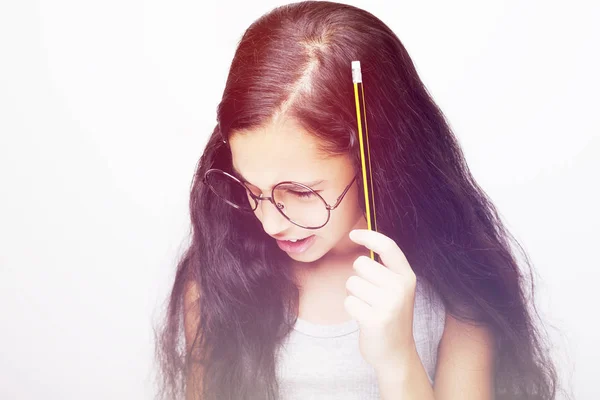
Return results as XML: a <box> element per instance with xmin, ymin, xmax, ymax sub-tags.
<box><xmin>289</xmin><ymin>190</ymin><xmax>319</xmax><ymax>198</ymax></box>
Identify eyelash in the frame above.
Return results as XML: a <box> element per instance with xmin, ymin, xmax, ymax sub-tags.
<box><xmin>289</xmin><ymin>190</ymin><xmax>319</xmax><ymax>198</ymax></box>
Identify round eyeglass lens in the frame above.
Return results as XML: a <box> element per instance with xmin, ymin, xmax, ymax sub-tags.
<box><xmin>272</xmin><ymin>183</ymin><xmax>329</xmax><ymax>228</ymax></box>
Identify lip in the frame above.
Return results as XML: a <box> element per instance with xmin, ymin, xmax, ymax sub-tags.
<box><xmin>275</xmin><ymin>235</ymin><xmax>316</xmax><ymax>254</ymax></box>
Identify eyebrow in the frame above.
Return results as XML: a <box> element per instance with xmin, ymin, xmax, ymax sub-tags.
<box><xmin>231</xmin><ymin>166</ymin><xmax>325</xmax><ymax>188</ymax></box>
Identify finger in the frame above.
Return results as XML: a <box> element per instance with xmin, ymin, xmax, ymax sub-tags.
<box><xmin>353</xmin><ymin>255</ymin><xmax>401</xmax><ymax>290</ymax></box>
<box><xmin>345</xmin><ymin>275</ymin><xmax>385</xmax><ymax>308</ymax></box>
<box><xmin>349</xmin><ymin>229</ymin><xmax>411</xmax><ymax>276</ymax></box>
<box><xmin>343</xmin><ymin>294</ymin><xmax>371</xmax><ymax>323</ymax></box>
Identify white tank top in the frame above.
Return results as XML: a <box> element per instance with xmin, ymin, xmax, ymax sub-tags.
<box><xmin>275</xmin><ymin>276</ymin><xmax>446</xmax><ymax>399</ymax></box>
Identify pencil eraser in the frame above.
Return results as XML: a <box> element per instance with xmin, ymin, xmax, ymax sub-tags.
<box><xmin>351</xmin><ymin>60</ymin><xmax>362</xmax><ymax>83</ymax></box>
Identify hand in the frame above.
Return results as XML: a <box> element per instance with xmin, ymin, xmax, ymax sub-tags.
<box><xmin>345</xmin><ymin>229</ymin><xmax>418</xmax><ymax>372</ymax></box>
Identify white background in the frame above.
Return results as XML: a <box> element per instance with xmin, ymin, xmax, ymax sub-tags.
<box><xmin>1</xmin><ymin>1</ymin><xmax>598</xmax><ymax>399</ymax></box>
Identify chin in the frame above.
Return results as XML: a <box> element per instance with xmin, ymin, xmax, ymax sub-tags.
<box><xmin>285</xmin><ymin>248</ymin><xmax>325</xmax><ymax>263</ymax></box>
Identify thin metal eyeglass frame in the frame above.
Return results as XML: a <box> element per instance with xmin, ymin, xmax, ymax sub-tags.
<box><xmin>202</xmin><ymin>168</ymin><xmax>358</xmax><ymax>229</ymax></box>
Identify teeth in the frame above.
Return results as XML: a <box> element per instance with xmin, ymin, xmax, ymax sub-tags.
<box><xmin>289</xmin><ymin>239</ymin><xmax>299</xmax><ymax>242</ymax></box>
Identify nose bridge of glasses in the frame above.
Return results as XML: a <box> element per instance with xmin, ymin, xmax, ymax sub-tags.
<box><xmin>255</xmin><ymin>191</ymin><xmax>272</xmax><ymax>203</ymax></box>
<box><xmin>254</xmin><ymin>191</ymin><xmax>284</xmax><ymax>211</ymax></box>
<box><xmin>255</xmin><ymin>192</ymin><xmax>290</xmax><ymax>235</ymax></box>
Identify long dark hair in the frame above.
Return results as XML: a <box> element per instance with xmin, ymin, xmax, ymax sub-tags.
<box><xmin>155</xmin><ymin>2</ymin><xmax>559</xmax><ymax>399</ymax></box>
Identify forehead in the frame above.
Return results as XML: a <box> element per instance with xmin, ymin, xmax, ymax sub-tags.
<box><xmin>228</xmin><ymin>117</ymin><xmax>344</xmax><ymax>186</ymax></box>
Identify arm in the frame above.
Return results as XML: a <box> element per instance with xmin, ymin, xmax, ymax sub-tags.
<box><xmin>376</xmin><ymin>314</ymin><xmax>495</xmax><ymax>400</ymax></box>
<box><xmin>183</xmin><ymin>280</ymin><xmax>205</xmax><ymax>400</ymax></box>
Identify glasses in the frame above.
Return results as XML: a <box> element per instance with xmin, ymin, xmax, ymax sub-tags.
<box><xmin>202</xmin><ymin>168</ymin><xmax>357</xmax><ymax>229</ymax></box>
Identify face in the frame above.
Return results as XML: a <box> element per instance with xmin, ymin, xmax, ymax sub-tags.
<box><xmin>228</xmin><ymin>116</ymin><xmax>368</xmax><ymax>264</ymax></box>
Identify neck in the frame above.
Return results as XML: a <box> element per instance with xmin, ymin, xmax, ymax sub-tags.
<box><xmin>292</xmin><ymin>214</ymin><xmax>370</xmax><ymax>287</ymax></box>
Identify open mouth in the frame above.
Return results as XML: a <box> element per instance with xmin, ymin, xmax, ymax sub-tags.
<box><xmin>276</xmin><ymin>235</ymin><xmax>316</xmax><ymax>253</ymax></box>
<box><xmin>286</xmin><ymin>237</ymin><xmax>308</xmax><ymax>243</ymax></box>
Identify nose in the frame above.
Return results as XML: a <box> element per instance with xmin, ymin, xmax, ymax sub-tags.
<box><xmin>255</xmin><ymin>196</ymin><xmax>289</xmax><ymax>237</ymax></box>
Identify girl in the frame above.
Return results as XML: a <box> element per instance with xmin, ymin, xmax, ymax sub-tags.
<box><xmin>156</xmin><ymin>2</ymin><xmax>558</xmax><ymax>399</ymax></box>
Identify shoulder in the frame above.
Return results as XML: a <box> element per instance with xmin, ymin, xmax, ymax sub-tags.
<box><xmin>413</xmin><ymin>277</ymin><xmax>495</xmax><ymax>398</ymax></box>
<box><xmin>411</xmin><ymin>277</ymin><xmax>446</xmax><ymax>382</ymax></box>
<box><xmin>434</xmin><ymin>304</ymin><xmax>495</xmax><ymax>398</ymax></box>
<box><xmin>413</xmin><ymin>277</ymin><xmax>446</xmax><ymax>341</ymax></box>
<box><xmin>438</xmin><ymin>314</ymin><xmax>495</xmax><ymax>363</ymax></box>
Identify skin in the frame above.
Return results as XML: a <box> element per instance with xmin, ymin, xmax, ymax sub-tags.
<box><xmin>225</xmin><ymin>115</ymin><xmax>495</xmax><ymax>399</ymax></box>
<box><xmin>229</xmin><ymin>115</ymin><xmax>371</xmax><ymax>324</ymax></box>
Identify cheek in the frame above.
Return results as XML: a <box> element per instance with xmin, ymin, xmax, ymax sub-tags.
<box><xmin>320</xmin><ymin>204</ymin><xmax>357</xmax><ymax>238</ymax></box>
<box><xmin>338</xmin><ymin>194</ymin><xmax>362</xmax><ymax>225</ymax></box>
<box><xmin>314</xmin><ymin>187</ymin><xmax>361</xmax><ymax>241</ymax></box>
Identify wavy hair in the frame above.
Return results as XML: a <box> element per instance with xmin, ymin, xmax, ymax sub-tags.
<box><xmin>155</xmin><ymin>2</ymin><xmax>559</xmax><ymax>399</ymax></box>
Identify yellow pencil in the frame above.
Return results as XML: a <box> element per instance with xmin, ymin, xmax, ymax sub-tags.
<box><xmin>352</xmin><ymin>60</ymin><xmax>379</xmax><ymax>263</ymax></box>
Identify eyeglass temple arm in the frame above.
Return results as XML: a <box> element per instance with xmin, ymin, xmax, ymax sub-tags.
<box><xmin>328</xmin><ymin>175</ymin><xmax>358</xmax><ymax>210</ymax></box>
